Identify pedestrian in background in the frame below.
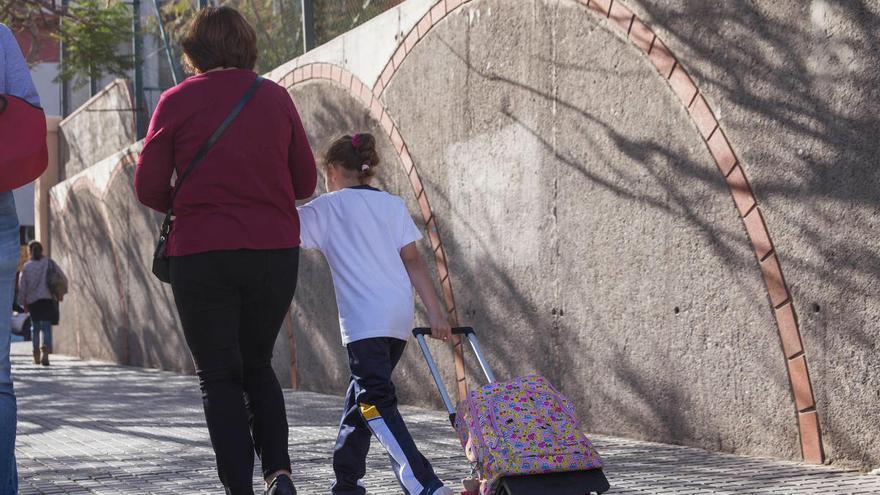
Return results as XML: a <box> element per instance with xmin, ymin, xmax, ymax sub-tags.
<box><xmin>1</xmin><ymin>21</ymin><xmax>46</xmax><ymax>495</ymax></box>
<box><xmin>17</xmin><ymin>241</ymin><xmax>66</xmax><ymax>366</ymax></box>
<box><xmin>135</xmin><ymin>7</ymin><xmax>316</xmax><ymax>495</ymax></box>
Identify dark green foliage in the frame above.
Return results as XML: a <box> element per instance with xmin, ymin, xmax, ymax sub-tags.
<box><xmin>57</xmin><ymin>0</ymin><xmax>134</xmax><ymax>86</ymax></box>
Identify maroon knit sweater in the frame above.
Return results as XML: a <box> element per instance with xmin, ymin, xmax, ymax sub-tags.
<box><xmin>135</xmin><ymin>69</ymin><xmax>317</xmax><ymax>256</ymax></box>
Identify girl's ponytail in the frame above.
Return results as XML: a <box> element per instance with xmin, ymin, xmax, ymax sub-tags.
<box><xmin>325</xmin><ymin>133</ymin><xmax>381</xmax><ymax>181</ymax></box>
<box><xmin>354</xmin><ymin>133</ymin><xmax>379</xmax><ymax>179</ymax></box>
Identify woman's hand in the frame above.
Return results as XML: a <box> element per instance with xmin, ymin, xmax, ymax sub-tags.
<box><xmin>428</xmin><ymin>310</ymin><xmax>452</xmax><ymax>342</ymax></box>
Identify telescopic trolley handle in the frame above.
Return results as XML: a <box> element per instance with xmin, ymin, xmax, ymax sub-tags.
<box><xmin>412</xmin><ymin>327</ymin><xmax>496</xmax><ymax>425</ymax></box>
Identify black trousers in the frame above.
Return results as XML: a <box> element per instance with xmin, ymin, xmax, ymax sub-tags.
<box><xmin>331</xmin><ymin>338</ymin><xmax>441</xmax><ymax>495</ymax></box>
<box><xmin>170</xmin><ymin>248</ymin><xmax>299</xmax><ymax>495</ymax></box>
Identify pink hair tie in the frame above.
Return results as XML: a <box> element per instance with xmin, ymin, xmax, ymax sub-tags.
<box><xmin>351</xmin><ymin>134</ymin><xmax>361</xmax><ymax>148</ymax></box>
<box><xmin>361</xmin><ymin>163</ymin><xmax>370</xmax><ymax>172</ymax></box>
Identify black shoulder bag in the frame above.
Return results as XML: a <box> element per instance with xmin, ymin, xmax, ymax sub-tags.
<box><xmin>45</xmin><ymin>259</ymin><xmax>64</xmax><ymax>325</ymax></box>
<box><xmin>152</xmin><ymin>76</ymin><xmax>264</xmax><ymax>283</ymax></box>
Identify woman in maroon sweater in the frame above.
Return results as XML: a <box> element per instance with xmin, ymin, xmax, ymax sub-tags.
<box><xmin>135</xmin><ymin>8</ymin><xmax>315</xmax><ymax>495</ymax></box>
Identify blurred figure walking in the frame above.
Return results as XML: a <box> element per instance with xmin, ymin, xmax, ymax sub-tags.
<box><xmin>17</xmin><ymin>241</ymin><xmax>66</xmax><ymax>366</ymax></box>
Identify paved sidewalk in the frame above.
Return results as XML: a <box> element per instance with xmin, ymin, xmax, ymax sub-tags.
<box><xmin>11</xmin><ymin>342</ymin><xmax>880</xmax><ymax>495</ymax></box>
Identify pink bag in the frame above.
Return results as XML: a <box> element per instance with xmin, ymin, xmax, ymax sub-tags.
<box><xmin>413</xmin><ymin>328</ymin><xmax>609</xmax><ymax>495</ymax></box>
<box><xmin>0</xmin><ymin>95</ymin><xmax>48</xmax><ymax>191</ymax></box>
<box><xmin>454</xmin><ymin>375</ymin><xmax>603</xmax><ymax>494</ymax></box>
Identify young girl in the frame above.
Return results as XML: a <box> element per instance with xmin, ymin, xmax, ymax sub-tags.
<box><xmin>297</xmin><ymin>133</ymin><xmax>454</xmax><ymax>495</ymax></box>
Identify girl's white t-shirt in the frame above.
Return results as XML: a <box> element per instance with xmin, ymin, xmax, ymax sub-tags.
<box><xmin>297</xmin><ymin>186</ymin><xmax>423</xmax><ymax>345</ymax></box>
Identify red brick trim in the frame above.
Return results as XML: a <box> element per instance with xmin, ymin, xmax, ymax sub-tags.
<box><xmin>590</xmin><ymin>1</ymin><xmax>823</xmax><ymax>463</ymax></box>
<box><xmin>281</xmin><ymin>0</ymin><xmax>824</xmax><ymax>464</ymax></box>
<box><xmin>52</xmin><ymin>148</ymin><xmax>139</xmax><ymax>213</ymax></box>
<box><xmin>799</xmin><ymin>410</ymin><xmax>823</xmax><ymax>462</ymax></box>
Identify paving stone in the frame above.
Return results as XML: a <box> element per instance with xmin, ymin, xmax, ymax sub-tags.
<box><xmin>10</xmin><ymin>342</ymin><xmax>880</xmax><ymax>494</ymax></box>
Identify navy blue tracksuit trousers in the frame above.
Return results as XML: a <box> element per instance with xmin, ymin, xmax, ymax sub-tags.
<box><xmin>331</xmin><ymin>337</ymin><xmax>442</xmax><ymax>495</ymax></box>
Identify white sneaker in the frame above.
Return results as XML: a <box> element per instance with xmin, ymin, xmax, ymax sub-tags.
<box><xmin>431</xmin><ymin>486</ymin><xmax>455</xmax><ymax>495</ymax></box>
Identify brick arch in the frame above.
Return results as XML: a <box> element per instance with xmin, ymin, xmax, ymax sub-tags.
<box><xmin>278</xmin><ymin>0</ymin><xmax>823</xmax><ymax>464</ymax></box>
<box><xmin>49</xmin><ymin>149</ymin><xmax>139</xmax><ymax>362</ymax></box>
<box><xmin>277</xmin><ymin>64</ymin><xmax>471</xmax><ymax>401</ymax></box>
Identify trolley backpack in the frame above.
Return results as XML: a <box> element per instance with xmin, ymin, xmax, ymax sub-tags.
<box><xmin>414</xmin><ymin>328</ymin><xmax>609</xmax><ymax>495</ymax></box>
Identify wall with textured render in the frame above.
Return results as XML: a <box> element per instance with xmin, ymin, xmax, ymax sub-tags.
<box><xmin>49</xmin><ymin>143</ymin><xmax>192</xmax><ymax>372</ymax></box>
<box><xmin>622</xmin><ymin>0</ymin><xmax>880</xmax><ymax>471</ymax></box>
<box><xmin>58</xmin><ymin>80</ymin><xmax>136</xmax><ymax>179</ymax></box>
<box><xmin>272</xmin><ymin>0</ymin><xmax>879</xmax><ymax>469</ymax></box>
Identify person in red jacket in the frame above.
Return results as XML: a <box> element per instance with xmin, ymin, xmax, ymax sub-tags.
<box><xmin>134</xmin><ymin>8</ymin><xmax>316</xmax><ymax>495</ymax></box>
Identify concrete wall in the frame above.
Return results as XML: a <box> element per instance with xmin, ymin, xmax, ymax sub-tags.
<box><xmin>271</xmin><ymin>0</ymin><xmax>880</xmax><ymax>470</ymax></box>
<box><xmin>58</xmin><ymin>79</ymin><xmax>136</xmax><ymax>179</ymax></box>
<box><xmin>49</xmin><ymin>143</ymin><xmax>192</xmax><ymax>372</ymax></box>
<box><xmin>48</xmin><ymin>0</ymin><xmax>879</xmax><ymax>471</ymax></box>
<box><xmin>385</xmin><ymin>0</ymin><xmax>798</xmax><ymax>460</ymax></box>
<box><xmin>624</xmin><ymin>0</ymin><xmax>880</xmax><ymax>471</ymax></box>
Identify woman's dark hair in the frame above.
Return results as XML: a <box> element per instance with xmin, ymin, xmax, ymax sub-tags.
<box><xmin>181</xmin><ymin>7</ymin><xmax>257</xmax><ymax>74</ymax></box>
<box><xmin>324</xmin><ymin>133</ymin><xmax>381</xmax><ymax>181</ymax></box>
<box><xmin>28</xmin><ymin>240</ymin><xmax>43</xmax><ymax>261</ymax></box>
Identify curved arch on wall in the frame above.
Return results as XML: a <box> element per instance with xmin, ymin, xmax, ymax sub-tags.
<box><xmin>50</xmin><ymin>148</ymin><xmax>139</xmax><ymax>363</ymax></box>
<box><xmin>277</xmin><ymin>63</ymin><xmax>471</xmax><ymax>401</ymax></box>
<box><xmin>277</xmin><ymin>0</ymin><xmax>823</xmax><ymax>463</ymax></box>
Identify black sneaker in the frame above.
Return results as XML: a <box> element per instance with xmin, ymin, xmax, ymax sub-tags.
<box><xmin>266</xmin><ymin>474</ymin><xmax>296</xmax><ymax>495</ymax></box>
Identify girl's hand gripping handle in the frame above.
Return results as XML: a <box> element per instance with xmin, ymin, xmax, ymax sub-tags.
<box><xmin>400</xmin><ymin>241</ymin><xmax>452</xmax><ymax>341</ymax></box>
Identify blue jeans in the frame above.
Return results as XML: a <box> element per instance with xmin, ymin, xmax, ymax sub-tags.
<box><xmin>0</xmin><ymin>191</ymin><xmax>19</xmax><ymax>494</ymax></box>
<box><xmin>31</xmin><ymin>320</ymin><xmax>51</xmax><ymax>354</ymax></box>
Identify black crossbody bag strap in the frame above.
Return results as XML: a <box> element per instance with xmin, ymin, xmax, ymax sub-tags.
<box><xmin>158</xmin><ymin>76</ymin><xmax>264</xmax><ymax>238</ymax></box>
<box><xmin>152</xmin><ymin>76</ymin><xmax>263</xmax><ymax>283</ymax></box>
